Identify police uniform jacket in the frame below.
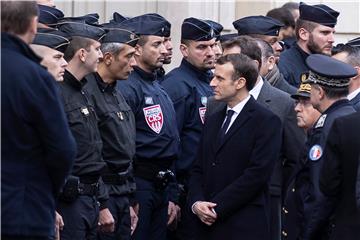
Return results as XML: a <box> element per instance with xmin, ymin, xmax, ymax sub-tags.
<box><xmin>117</xmin><ymin>66</ymin><xmax>179</xmax><ymax>170</ymax></box>
<box><xmin>58</xmin><ymin>71</ymin><xmax>106</xmax><ymax>178</ymax></box>
<box><xmin>189</xmin><ymin>96</ymin><xmax>282</xmax><ymax>240</ymax></box>
<box><xmin>295</xmin><ymin>99</ymin><xmax>356</xmax><ymax>239</ymax></box>
<box><xmin>1</xmin><ymin>33</ymin><xmax>76</xmax><ymax>237</ymax></box>
<box><xmin>161</xmin><ymin>58</ymin><xmax>213</xmax><ymax>177</ymax></box>
<box><xmin>278</xmin><ymin>43</ymin><xmax>309</xmax><ymax>88</ymax></box>
<box><xmin>85</xmin><ymin>72</ymin><xmax>136</xmax><ymax>196</ymax></box>
<box><xmin>304</xmin><ymin>112</ymin><xmax>360</xmax><ymax>240</ymax></box>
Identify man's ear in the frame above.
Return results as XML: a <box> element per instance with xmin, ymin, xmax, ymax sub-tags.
<box><xmin>235</xmin><ymin>77</ymin><xmax>246</xmax><ymax>90</ymax></box>
<box><xmin>318</xmin><ymin>86</ymin><xmax>325</xmax><ymax>100</ymax></box>
<box><xmin>267</xmin><ymin>56</ymin><xmax>276</xmax><ymax>71</ymax></box>
<box><xmin>102</xmin><ymin>52</ymin><xmax>113</xmax><ymax>65</ymax></box>
<box><xmin>298</xmin><ymin>27</ymin><xmax>310</xmax><ymax>42</ymax></box>
<box><xmin>77</xmin><ymin>48</ymin><xmax>87</xmax><ymax>63</ymax></box>
<box><xmin>134</xmin><ymin>44</ymin><xmax>142</xmax><ymax>57</ymax></box>
<box><xmin>180</xmin><ymin>44</ymin><xmax>189</xmax><ymax>58</ymax></box>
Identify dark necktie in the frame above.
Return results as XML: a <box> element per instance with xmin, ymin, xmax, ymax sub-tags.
<box><xmin>219</xmin><ymin>110</ymin><xmax>235</xmax><ymax>143</ymax></box>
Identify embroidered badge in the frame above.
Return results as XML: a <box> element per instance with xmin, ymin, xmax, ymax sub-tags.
<box><xmin>199</xmin><ymin>107</ymin><xmax>206</xmax><ymax>124</ymax></box>
<box><xmin>81</xmin><ymin>107</ymin><xmax>89</xmax><ymax>116</ymax></box>
<box><xmin>201</xmin><ymin>96</ymin><xmax>208</xmax><ymax>106</ymax></box>
<box><xmin>315</xmin><ymin>114</ymin><xmax>327</xmax><ymax>128</ymax></box>
<box><xmin>309</xmin><ymin>145</ymin><xmax>323</xmax><ymax>161</ymax></box>
<box><xmin>143</xmin><ymin>104</ymin><xmax>163</xmax><ymax>134</ymax></box>
<box><xmin>145</xmin><ymin>96</ymin><xmax>154</xmax><ymax>105</ymax></box>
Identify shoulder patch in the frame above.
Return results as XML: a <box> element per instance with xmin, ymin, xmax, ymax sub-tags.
<box><xmin>309</xmin><ymin>144</ymin><xmax>323</xmax><ymax>161</ymax></box>
<box><xmin>315</xmin><ymin>114</ymin><xmax>327</xmax><ymax>128</ymax></box>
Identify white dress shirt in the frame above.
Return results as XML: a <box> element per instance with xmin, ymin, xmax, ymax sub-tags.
<box><xmin>249</xmin><ymin>77</ymin><xmax>264</xmax><ymax>100</ymax></box>
<box><xmin>348</xmin><ymin>87</ymin><xmax>360</xmax><ymax>101</ymax></box>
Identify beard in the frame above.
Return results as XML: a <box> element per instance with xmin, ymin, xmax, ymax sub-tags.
<box><xmin>307</xmin><ymin>34</ymin><xmax>332</xmax><ymax>56</ymax></box>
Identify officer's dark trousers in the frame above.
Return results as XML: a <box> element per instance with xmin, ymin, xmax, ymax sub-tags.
<box><xmin>132</xmin><ymin>177</ymin><xmax>168</xmax><ymax>240</ymax></box>
<box><xmin>270</xmin><ymin>195</ymin><xmax>281</xmax><ymax>240</ymax></box>
<box><xmin>57</xmin><ymin>195</ymin><xmax>99</xmax><ymax>240</ymax></box>
<box><xmin>98</xmin><ymin>195</ymin><xmax>131</xmax><ymax>240</ymax></box>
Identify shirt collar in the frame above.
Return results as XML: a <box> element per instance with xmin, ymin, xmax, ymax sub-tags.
<box><xmin>348</xmin><ymin>87</ymin><xmax>360</xmax><ymax>100</ymax></box>
<box><xmin>226</xmin><ymin>94</ymin><xmax>251</xmax><ymax>115</ymax></box>
<box><xmin>249</xmin><ymin>77</ymin><xmax>264</xmax><ymax>100</ymax></box>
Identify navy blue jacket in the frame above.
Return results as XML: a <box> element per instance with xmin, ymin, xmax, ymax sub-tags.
<box><xmin>117</xmin><ymin>66</ymin><xmax>179</xmax><ymax>168</ymax></box>
<box><xmin>305</xmin><ymin>112</ymin><xmax>360</xmax><ymax>240</ymax></box>
<box><xmin>189</xmin><ymin>97</ymin><xmax>282</xmax><ymax>240</ymax></box>
<box><xmin>1</xmin><ymin>33</ymin><xmax>76</xmax><ymax>237</ymax></box>
<box><xmin>161</xmin><ymin>59</ymin><xmax>213</xmax><ymax>177</ymax></box>
<box><xmin>278</xmin><ymin>43</ymin><xmax>309</xmax><ymax>88</ymax></box>
<box><xmin>295</xmin><ymin>100</ymin><xmax>355</xmax><ymax>239</ymax></box>
<box><xmin>349</xmin><ymin>91</ymin><xmax>360</xmax><ymax>112</ymax></box>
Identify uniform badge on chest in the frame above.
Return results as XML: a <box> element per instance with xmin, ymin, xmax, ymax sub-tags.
<box><xmin>308</xmin><ymin>144</ymin><xmax>323</xmax><ymax>161</ymax></box>
<box><xmin>143</xmin><ymin>104</ymin><xmax>163</xmax><ymax>134</ymax></box>
<box><xmin>201</xmin><ymin>96</ymin><xmax>208</xmax><ymax>106</ymax></box>
<box><xmin>315</xmin><ymin>114</ymin><xmax>327</xmax><ymax>128</ymax></box>
<box><xmin>199</xmin><ymin>107</ymin><xmax>206</xmax><ymax>124</ymax></box>
<box><xmin>145</xmin><ymin>96</ymin><xmax>154</xmax><ymax>105</ymax></box>
<box><xmin>81</xmin><ymin>107</ymin><xmax>90</xmax><ymax>116</ymax></box>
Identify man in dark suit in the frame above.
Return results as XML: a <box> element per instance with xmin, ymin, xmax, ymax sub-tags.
<box><xmin>206</xmin><ymin>36</ymin><xmax>305</xmax><ymax>240</ymax></box>
<box><xmin>315</xmin><ymin>112</ymin><xmax>360</xmax><ymax>240</ymax></box>
<box><xmin>189</xmin><ymin>53</ymin><xmax>282</xmax><ymax>240</ymax></box>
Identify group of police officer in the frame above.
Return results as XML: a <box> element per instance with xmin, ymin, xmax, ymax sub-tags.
<box><xmin>2</xmin><ymin>1</ymin><xmax>360</xmax><ymax>240</ymax></box>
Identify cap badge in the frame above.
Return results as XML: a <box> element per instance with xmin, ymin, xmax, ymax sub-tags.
<box><xmin>130</xmin><ymin>33</ymin><xmax>135</xmax><ymax>40</ymax></box>
<box><xmin>301</xmin><ymin>73</ymin><xmax>309</xmax><ymax>82</ymax></box>
<box><xmin>210</xmin><ymin>28</ymin><xmax>214</xmax><ymax>37</ymax></box>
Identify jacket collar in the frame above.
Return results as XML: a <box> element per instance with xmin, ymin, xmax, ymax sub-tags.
<box><xmin>64</xmin><ymin>70</ymin><xmax>87</xmax><ymax>90</ymax></box>
<box><xmin>133</xmin><ymin>66</ymin><xmax>157</xmax><ymax>82</ymax></box>
<box><xmin>93</xmin><ymin>72</ymin><xmax>117</xmax><ymax>93</ymax></box>
<box><xmin>181</xmin><ymin>58</ymin><xmax>213</xmax><ymax>83</ymax></box>
<box><xmin>1</xmin><ymin>32</ymin><xmax>42</xmax><ymax>64</ymax></box>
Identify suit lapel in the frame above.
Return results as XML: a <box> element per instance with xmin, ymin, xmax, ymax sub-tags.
<box><xmin>215</xmin><ymin>97</ymin><xmax>256</xmax><ymax>153</ymax></box>
<box><xmin>210</xmin><ymin>106</ymin><xmax>227</xmax><ymax>152</ymax></box>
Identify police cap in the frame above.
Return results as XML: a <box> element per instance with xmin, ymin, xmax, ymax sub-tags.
<box><xmin>219</xmin><ymin>33</ymin><xmax>238</xmax><ymax>43</ymax></box>
<box><xmin>347</xmin><ymin>37</ymin><xmax>360</xmax><ymax>48</ymax></box>
<box><xmin>33</xmin><ymin>28</ymin><xmax>70</xmax><ymax>53</ymax></box>
<box><xmin>304</xmin><ymin>54</ymin><xmax>357</xmax><ymax>88</ymax></box>
<box><xmin>205</xmin><ymin>20</ymin><xmax>223</xmax><ymax>41</ymax></box>
<box><xmin>120</xmin><ymin>14</ymin><xmax>169</xmax><ymax>37</ymax></box>
<box><xmin>233</xmin><ymin>16</ymin><xmax>284</xmax><ymax>36</ymax></box>
<box><xmin>38</xmin><ymin>4</ymin><xmax>64</xmax><ymax>27</ymax></box>
<box><xmin>299</xmin><ymin>2</ymin><xmax>339</xmax><ymax>28</ymax></box>
<box><xmin>142</xmin><ymin>13</ymin><xmax>171</xmax><ymax>37</ymax></box>
<box><xmin>181</xmin><ymin>17</ymin><xmax>216</xmax><ymax>41</ymax></box>
<box><xmin>291</xmin><ymin>81</ymin><xmax>312</xmax><ymax>99</ymax></box>
<box><xmin>112</xmin><ymin>12</ymin><xmax>130</xmax><ymax>23</ymax></box>
<box><xmin>102</xmin><ymin>28</ymin><xmax>139</xmax><ymax>47</ymax></box>
<box><xmin>58</xmin><ymin>22</ymin><xmax>106</xmax><ymax>42</ymax></box>
<box><xmin>58</xmin><ymin>13</ymin><xmax>100</xmax><ymax>25</ymax></box>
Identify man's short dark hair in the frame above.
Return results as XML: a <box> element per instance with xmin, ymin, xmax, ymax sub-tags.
<box><xmin>1</xmin><ymin>1</ymin><xmax>38</xmax><ymax>35</ymax></box>
<box><xmin>313</xmin><ymin>84</ymin><xmax>349</xmax><ymax>99</ymax></box>
<box><xmin>64</xmin><ymin>36</ymin><xmax>94</xmax><ymax>61</ymax></box>
<box><xmin>137</xmin><ymin>35</ymin><xmax>150</xmax><ymax>47</ymax></box>
<box><xmin>332</xmin><ymin>44</ymin><xmax>360</xmax><ymax>67</ymax></box>
<box><xmin>222</xmin><ymin>36</ymin><xmax>262</xmax><ymax>70</ymax></box>
<box><xmin>282</xmin><ymin>2</ymin><xmax>300</xmax><ymax>11</ymax></box>
<box><xmin>295</xmin><ymin>19</ymin><xmax>318</xmax><ymax>40</ymax></box>
<box><xmin>266</xmin><ymin>7</ymin><xmax>295</xmax><ymax>29</ymax></box>
<box><xmin>217</xmin><ymin>53</ymin><xmax>259</xmax><ymax>91</ymax></box>
<box><xmin>256</xmin><ymin>39</ymin><xmax>274</xmax><ymax>59</ymax></box>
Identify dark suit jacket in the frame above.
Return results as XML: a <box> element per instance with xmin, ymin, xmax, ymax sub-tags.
<box><xmin>189</xmin><ymin>96</ymin><xmax>282</xmax><ymax>240</ymax></box>
<box><xmin>206</xmin><ymin>81</ymin><xmax>306</xmax><ymax>197</ymax></box>
<box><xmin>349</xmin><ymin>91</ymin><xmax>360</xmax><ymax>112</ymax></box>
<box><xmin>306</xmin><ymin>112</ymin><xmax>360</xmax><ymax>240</ymax></box>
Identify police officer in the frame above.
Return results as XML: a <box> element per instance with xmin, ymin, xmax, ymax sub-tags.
<box><xmin>278</xmin><ymin>2</ymin><xmax>340</xmax><ymax>87</ymax></box>
<box><xmin>56</xmin><ymin>22</ymin><xmax>112</xmax><ymax>239</ymax></box>
<box><xmin>30</xmin><ymin>28</ymin><xmax>69</xmax><ymax>81</ymax></box>
<box><xmin>117</xmin><ymin>14</ymin><xmax>180</xmax><ymax>240</ymax></box>
<box><xmin>2</xmin><ymin>2</ymin><xmax>76</xmax><ymax>239</ymax></box>
<box><xmin>281</xmin><ymin>81</ymin><xmax>321</xmax><ymax>240</ymax></box>
<box><xmin>160</xmin><ymin>17</ymin><xmax>216</xmax><ymax>240</ymax></box>
<box><xmin>84</xmin><ymin>27</ymin><xmax>139</xmax><ymax>240</ymax></box>
<box><xmin>331</xmin><ymin>42</ymin><xmax>360</xmax><ymax>111</ymax></box>
<box><xmin>294</xmin><ymin>54</ymin><xmax>357</xmax><ymax>240</ymax></box>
